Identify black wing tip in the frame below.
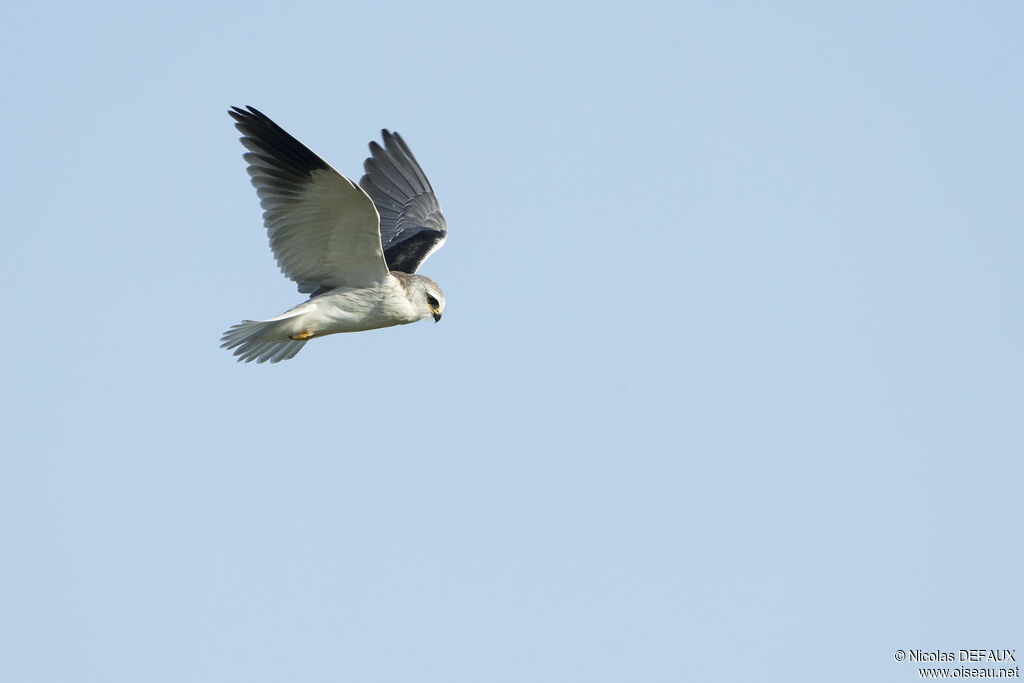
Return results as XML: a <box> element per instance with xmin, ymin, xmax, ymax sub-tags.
<box><xmin>228</xmin><ymin>106</ymin><xmax>285</xmax><ymax>138</ymax></box>
<box><xmin>371</xmin><ymin>130</ymin><xmax>408</xmax><ymax>154</ymax></box>
<box><xmin>227</xmin><ymin>106</ymin><xmax>330</xmax><ymax>175</ymax></box>
<box><xmin>368</xmin><ymin>131</ymin><xmax>419</xmax><ymax>174</ymax></box>
<box><xmin>228</xmin><ymin>105</ymin><xmax>267</xmax><ymax>122</ymax></box>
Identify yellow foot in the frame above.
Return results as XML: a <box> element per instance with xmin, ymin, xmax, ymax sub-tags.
<box><xmin>290</xmin><ymin>330</ymin><xmax>315</xmax><ymax>340</ymax></box>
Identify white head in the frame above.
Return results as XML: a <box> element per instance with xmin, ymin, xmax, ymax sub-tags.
<box><xmin>397</xmin><ymin>272</ymin><xmax>445</xmax><ymax>323</ymax></box>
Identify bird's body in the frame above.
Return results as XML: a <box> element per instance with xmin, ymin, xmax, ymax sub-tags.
<box><xmin>298</xmin><ymin>273</ymin><xmax>441</xmax><ymax>334</ymax></box>
<box><xmin>220</xmin><ymin>106</ymin><xmax>448</xmax><ymax>363</ymax></box>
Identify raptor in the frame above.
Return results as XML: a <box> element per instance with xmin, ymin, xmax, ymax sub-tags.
<box><xmin>220</xmin><ymin>106</ymin><xmax>448</xmax><ymax>363</ymax></box>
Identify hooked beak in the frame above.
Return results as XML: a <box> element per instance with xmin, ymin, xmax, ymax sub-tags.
<box><xmin>433</xmin><ymin>312</ymin><xmax>442</xmax><ymax>323</ymax></box>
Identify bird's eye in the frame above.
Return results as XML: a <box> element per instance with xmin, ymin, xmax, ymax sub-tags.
<box><xmin>427</xmin><ymin>295</ymin><xmax>439</xmax><ymax>308</ymax></box>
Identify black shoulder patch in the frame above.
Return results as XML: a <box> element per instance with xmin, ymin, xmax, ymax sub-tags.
<box><xmin>384</xmin><ymin>230</ymin><xmax>445</xmax><ymax>273</ymax></box>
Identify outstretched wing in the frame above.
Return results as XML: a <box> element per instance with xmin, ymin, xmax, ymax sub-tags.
<box><xmin>359</xmin><ymin>130</ymin><xmax>447</xmax><ymax>273</ymax></box>
<box><xmin>230</xmin><ymin>106</ymin><xmax>390</xmax><ymax>292</ymax></box>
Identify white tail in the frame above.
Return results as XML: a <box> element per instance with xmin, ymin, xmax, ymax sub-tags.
<box><xmin>220</xmin><ymin>319</ymin><xmax>308</xmax><ymax>363</ymax></box>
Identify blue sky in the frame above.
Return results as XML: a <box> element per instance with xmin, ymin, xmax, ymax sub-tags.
<box><xmin>1</xmin><ymin>1</ymin><xmax>1021</xmax><ymax>681</ymax></box>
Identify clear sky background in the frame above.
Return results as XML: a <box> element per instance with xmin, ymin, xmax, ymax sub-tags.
<box><xmin>1</xmin><ymin>1</ymin><xmax>1021</xmax><ymax>681</ymax></box>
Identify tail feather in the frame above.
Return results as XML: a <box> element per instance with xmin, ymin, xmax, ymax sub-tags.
<box><xmin>220</xmin><ymin>320</ymin><xmax>308</xmax><ymax>363</ymax></box>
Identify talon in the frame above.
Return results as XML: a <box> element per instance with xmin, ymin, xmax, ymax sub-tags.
<box><xmin>290</xmin><ymin>329</ymin><xmax>315</xmax><ymax>340</ymax></box>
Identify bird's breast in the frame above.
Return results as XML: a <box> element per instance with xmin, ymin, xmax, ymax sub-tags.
<box><xmin>312</xmin><ymin>282</ymin><xmax>419</xmax><ymax>334</ymax></box>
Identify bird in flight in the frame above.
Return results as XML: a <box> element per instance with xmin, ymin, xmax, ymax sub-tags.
<box><xmin>220</xmin><ymin>106</ymin><xmax>448</xmax><ymax>363</ymax></box>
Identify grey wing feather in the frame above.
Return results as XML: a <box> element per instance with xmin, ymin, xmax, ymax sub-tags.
<box><xmin>359</xmin><ymin>130</ymin><xmax>447</xmax><ymax>273</ymax></box>
<box><xmin>230</xmin><ymin>106</ymin><xmax>388</xmax><ymax>292</ymax></box>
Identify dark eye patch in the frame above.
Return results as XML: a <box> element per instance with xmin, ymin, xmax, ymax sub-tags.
<box><xmin>427</xmin><ymin>295</ymin><xmax>439</xmax><ymax>308</ymax></box>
